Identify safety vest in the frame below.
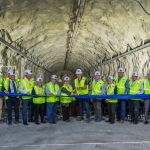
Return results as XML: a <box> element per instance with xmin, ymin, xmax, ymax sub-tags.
<box><xmin>20</xmin><ymin>78</ymin><xmax>35</xmax><ymax>100</ymax></box>
<box><xmin>144</xmin><ymin>78</ymin><xmax>150</xmax><ymax>94</ymax></box>
<box><xmin>0</xmin><ymin>76</ymin><xmax>3</xmax><ymax>92</ymax></box>
<box><xmin>74</xmin><ymin>77</ymin><xmax>88</xmax><ymax>95</ymax></box>
<box><xmin>115</xmin><ymin>76</ymin><xmax>127</xmax><ymax>94</ymax></box>
<box><xmin>106</xmin><ymin>83</ymin><xmax>117</xmax><ymax>103</ymax></box>
<box><xmin>33</xmin><ymin>85</ymin><xmax>45</xmax><ymax>104</ymax></box>
<box><xmin>46</xmin><ymin>82</ymin><xmax>60</xmax><ymax>103</ymax></box>
<box><xmin>92</xmin><ymin>79</ymin><xmax>104</xmax><ymax>95</ymax></box>
<box><xmin>4</xmin><ymin>79</ymin><xmax>18</xmax><ymax>100</ymax></box>
<box><xmin>129</xmin><ymin>80</ymin><xmax>141</xmax><ymax>100</ymax></box>
<box><xmin>60</xmin><ymin>84</ymin><xmax>75</xmax><ymax>104</ymax></box>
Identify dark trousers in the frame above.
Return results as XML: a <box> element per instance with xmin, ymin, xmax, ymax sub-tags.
<box><xmin>22</xmin><ymin>99</ymin><xmax>32</xmax><ymax>124</ymax></box>
<box><xmin>129</xmin><ymin>100</ymin><xmax>140</xmax><ymax>123</ymax></box>
<box><xmin>117</xmin><ymin>100</ymin><xmax>126</xmax><ymax>121</ymax></box>
<box><xmin>144</xmin><ymin>100</ymin><xmax>150</xmax><ymax>122</ymax></box>
<box><xmin>47</xmin><ymin>102</ymin><xmax>57</xmax><ymax>123</ymax></box>
<box><xmin>62</xmin><ymin>104</ymin><xmax>70</xmax><ymax>121</ymax></box>
<box><xmin>6</xmin><ymin>97</ymin><xmax>19</xmax><ymax>123</ymax></box>
<box><xmin>108</xmin><ymin>102</ymin><xmax>117</xmax><ymax>123</ymax></box>
<box><xmin>34</xmin><ymin>104</ymin><xmax>44</xmax><ymax>123</ymax></box>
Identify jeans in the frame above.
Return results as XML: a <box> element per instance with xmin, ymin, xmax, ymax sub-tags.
<box><xmin>6</xmin><ymin>97</ymin><xmax>19</xmax><ymax>123</ymax></box>
<box><xmin>93</xmin><ymin>100</ymin><xmax>102</xmax><ymax>120</ymax></box>
<box><xmin>78</xmin><ymin>99</ymin><xmax>90</xmax><ymax>118</ymax></box>
<box><xmin>117</xmin><ymin>100</ymin><xmax>126</xmax><ymax>121</ymax></box>
<box><xmin>22</xmin><ymin>99</ymin><xmax>32</xmax><ymax>124</ymax></box>
<box><xmin>47</xmin><ymin>102</ymin><xmax>57</xmax><ymax>123</ymax></box>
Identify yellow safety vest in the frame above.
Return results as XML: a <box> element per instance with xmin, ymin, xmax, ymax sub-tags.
<box><xmin>60</xmin><ymin>84</ymin><xmax>75</xmax><ymax>104</ymax></box>
<box><xmin>92</xmin><ymin>79</ymin><xmax>104</xmax><ymax>95</ymax></box>
<box><xmin>144</xmin><ymin>78</ymin><xmax>150</xmax><ymax>94</ymax></box>
<box><xmin>129</xmin><ymin>80</ymin><xmax>141</xmax><ymax>100</ymax></box>
<box><xmin>21</xmin><ymin>78</ymin><xmax>35</xmax><ymax>100</ymax></box>
<box><xmin>46</xmin><ymin>82</ymin><xmax>60</xmax><ymax>103</ymax></box>
<box><xmin>115</xmin><ymin>76</ymin><xmax>127</xmax><ymax>94</ymax></box>
<box><xmin>0</xmin><ymin>77</ymin><xmax>3</xmax><ymax>92</ymax></box>
<box><xmin>33</xmin><ymin>85</ymin><xmax>45</xmax><ymax>104</ymax></box>
<box><xmin>106</xmin><ymin>83</ymin><xmax>117</xmax><ymax>103</ymax></box>
<box><xmin>74</xmin><ymin>77</ymin><xmax>88</xmax><ymax>95</ymax></box>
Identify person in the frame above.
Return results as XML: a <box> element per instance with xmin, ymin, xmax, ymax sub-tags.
<box><xmin>4</xmin><ymin>71</ymin><xmax>19</xmax><ymax>125</ymax></box>
<box><xmin>115</xmin><ymin>67</ymin><xmax>129</xmax><ymax>123</ymax></box>
<box><xmin>0</xmin><ymin>70</ymin><xmax>3</xmax><ymax>122</ymax></box>
<box><xmin>32</xmin><ymin>77</ymin><xmax>46</xmax><ymax>125</ymax></box>
<box><xmin>60</xmin><ymin>76</ymin><xmax>74</xmax><ymax>122</ymax></box>
<box><xmin>143</xmin><ymin>70</ymin><xmax>150</xmax><ymax>124</ymax></box>
<box><xmin>92</xmin><ymin>71</ymin><xmax>105</xmax><ymax>122</ymax></box>
<box><xmin>106</xmin><ymin>76</ymin><xmax>117</xmax><ymax>124</ymax></box>
<box><xmin>19</xmin><ymin>69</ymin><xmax>35</xmax><ymax>125</ymax></box>
<box><xmin>45</xmin><ymin>75</ymin><xmax>60</xmax><ymax>124</ymax></box>
<box><xmin>74</xmin><ymin>69</ymin><xmax>90</xmax><ymax>123</ymax></box>
<box><xmin>129</xmin><ymin>72</ymin><xmax>144</xmax><ymax>124</ymax></box>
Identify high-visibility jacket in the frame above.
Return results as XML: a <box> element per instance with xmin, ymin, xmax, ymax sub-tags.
<box><xmin>4</xmin><ymin>79</ymin><xmax>18</xmax><ymax>100</ymax></box>
<box><xmin>106</xmin><ymin>83</ymin><xmax>117</xmax><ymax>103</ymax></box>
<box><xmin>92</xmin><ymin>79</ymin><xmax>104</xmax><ymax>95</ymax></box>
<box><xmin>33</xmin><ymin>85</ymin><xmax>45</xmax><ymax>104</ymax></box>
<box><xmin>115</xmin><ymin>76</ymin><xmax>127</xmax><ymax>94</ymax></box>
<box><xmin>129</xmin><ymin>80</ymin><xmax>141</xmax><ymax>100</ymax></box>
<box><xmin>60</xmin><ymin>84</ymin><xmax>74</xmax><ymax>104</ymax></box>
<box><xmin>46</xmin><ymin>82</ymin><xmax>60</xmax><ymax>103</ymax></box>
<box><xmin>0</xmin><ymin>76</ymin><xmax>3</xmax><ymax>92</ymax></box>
<box><xmin>20</xmin><ymin>78</ymin><xmax>35</xmax><ymax>100</ymax></box>
<box><xmin>144</xmin><ymin>78</ymin><xmax>150</xmax><ymax>94</ymax></box>
<box><xmin>74</xmin><ymin>77</ymin><xmax>88</xmax><ymax>95</ymax></box>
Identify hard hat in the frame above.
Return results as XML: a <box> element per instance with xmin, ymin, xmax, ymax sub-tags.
<box><xmin>64</xmin><ymin>76</ymin><xmax>70</xmax><ymax>81</ymax></box>
<box><xmin>24</xmin><ymin>69</ymin><xmax>32</xmax><ymax>75</ymax></box>
<box><xmin>7</xmin><ymin>70</ymin><xmax>15</xmax><ymax>76</ymax></box>
<box><xmin>76</xmin><ymin>69</ymin><xmax>82</xmax><ymax>75</ymax></box>
<box><xmin>51</xmin><ymin>75</ymin><xmax>57</xmax><ymax>80</ymax></box>
<box><xmin>95</xmin><ymin>71</ymin><xmax>101</xmax><ymax>76</ymax></box>
<box><xmin>36</xmin><ymin>77</ymin><xmax>43</xmax><ymax>82</ymax></box>
<box><xmin>118</xmin><ymin>67</ymin><xmax>124</xmax><ymax>73</ymax></box>
<box><xmin>107</xmin><ymin>76</ymin><xmax>114</xmax><ymax>80</ymax></box>
<box><xmin>132</xmin><ymin>72</ymin><xmax>139</xmax><ymax>77</ymax></box>
<box><xmin>147</xmin><ymin>70</ymin><xmax>150</xmax><ymax>75</ymax></box>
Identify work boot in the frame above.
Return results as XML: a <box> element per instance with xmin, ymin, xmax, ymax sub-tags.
<box><xmin>77</xmin><ymin>116</ymin><xmax>84</xmax><ymax>121</ymax></box>
<box><xmin>85</xmin><ymin>117</ymin><xmax>90</xmax><ymax>123</ymax></box>
<box><xmin>144</xmin><ymin>121</ymin><xmax>149</xmax><ymax>124</ymax></box>
<box><xmin>23</xmin><ymin>122</ymin><xmax>28</xmax><ymax>126</ymax></box>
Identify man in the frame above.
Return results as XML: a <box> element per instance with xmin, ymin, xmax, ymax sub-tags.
<box><xmin>45</xmin><ymin>75</ymin><xmax>60</xmax><ymax>124</ymax></box>
<box><xmin>19</xmin><ymin>69</ymin><xmax>35</xmax><ymax>125</ymax></box>
<box><xmin>106</xmin><ymin>76</ymin><xmax>117</xmax><ymax>124</ymax></box>
<box><xmin>0</xmin><ymin>70</ymin><xmax>3</xmax><ymax>122</ymax></box>
<box><xmin>92</xmin><ymin>71</ymin><xmax>105</xmax><ymax>122</ymax></box>
<box><xmin>60</xmin><ymin>76</ymin><xmax>74</xmax><ymax>122</ymax></box>
<box><xmin>115</xmin><ymin>67</ymin><xmax>129</xmax><ymax>123</ymax></box>
<box><xmin>144</xmin><ymin>70</ymin><xmax>150</xmax><ymax>124</ymax></box>
<box><xmin>129</xmin><ymin>72</ymin><xmax>144</xmax><ymax>124</ymax></box>
<box><xmin>74</xmin><ymin>69</ymin><xmax>90</xmax><ymax>122</ymax></box>
<box><xmin>4</xmin><ymin>71</ymin><xmax>19</xmax><ymax>125</ymax></box>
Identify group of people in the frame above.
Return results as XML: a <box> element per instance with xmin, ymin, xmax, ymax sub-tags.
<box><xmin>0</xmin><ymin>67</ymin><xmax>150</xmax><ymax>125</ymax></box>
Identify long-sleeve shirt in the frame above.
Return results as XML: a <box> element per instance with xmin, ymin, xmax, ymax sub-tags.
<box><xmin>45</xmin><ymin>83</ymin><xmax>60</xmax><ymax>96</ymax></box>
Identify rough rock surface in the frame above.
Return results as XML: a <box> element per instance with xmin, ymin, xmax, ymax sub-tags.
<box><xmin>0</xmin><ymin>0</ymin><xmax>150</xmax><ymax>79</ymax></box>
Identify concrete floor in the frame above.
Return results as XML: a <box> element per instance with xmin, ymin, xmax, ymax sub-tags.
<box><xmin>0</xmin><ymin>118</ymin><xmax>150</xmax><ymax>150</ymax></box>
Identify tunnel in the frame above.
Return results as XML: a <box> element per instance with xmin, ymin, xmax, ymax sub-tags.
<box><xmin>0</xmin><ymin>0</ymin><xmax>150</xmax><ymax>80</ymax></box>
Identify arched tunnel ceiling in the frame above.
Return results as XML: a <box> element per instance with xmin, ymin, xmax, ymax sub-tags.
<box><xmin>0</xmin><ymin>0</ymin><xmax>150</xmax><ymax>74</ymax></box>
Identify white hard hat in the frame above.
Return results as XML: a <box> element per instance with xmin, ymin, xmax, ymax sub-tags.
<box><xmin>24</xmin><ymin>69</ymin><xmax>32</xmax><ymax>75</ymax></box>
<box><xmin>7</xmin><ymin>70</ymin><xmax>15</xmax><ymax>76</ymax></box>
<box><xmin>147</xmin><ymin>70</ymin><xmax>150</xmax><ymax>75</ymax></box>
<box><xmin>132</xmin><ymin>72</ymin><xmax>139</xmax><ymax>77</ymax></box>
<box><xmin>76</xmin><ymin>69</ymin><xmax>82</xmax><ymax>75</ymax></box>
<box><xmin>51</xmin><ymin>75</ymin><xmax>57</xmax><ymax>80</ymax></box>
<box><xmin>95</xmin><ymin>71</ymin><xmax>101</xmax><ymax>76</ymax></box>
<box><xmin>64</xmin><ymin>76</ymin><xmax>70</xmax><ymax>81</ymax></box>
<box><xmin>118</xmin><ymin>67</ymin><xmax>124</xmax><ymax>73</ymax></box>
<box><xmin>107</xmin><ymin>76</ymin><xmax>114</xmax><ymax>80</ymax></box>
<box><xmin>36</xmin><ymin>77</ymin><xmax>43</xmax><ymax>82</ymax></box>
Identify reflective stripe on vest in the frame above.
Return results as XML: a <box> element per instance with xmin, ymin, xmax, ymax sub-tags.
<box><xmin>92</xmin><ymin>79</ymin><xmax>104</xmax><ymax>95</ymax></box>
<box><xmin>115</xmin><ymin>77</ymin><xmax>127</xmax><ymax>94</ymax></box>
<box><xmin>144</xmin><ymin>79</ymin><xmax>150</xmax><ymax>94</ymax></box>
